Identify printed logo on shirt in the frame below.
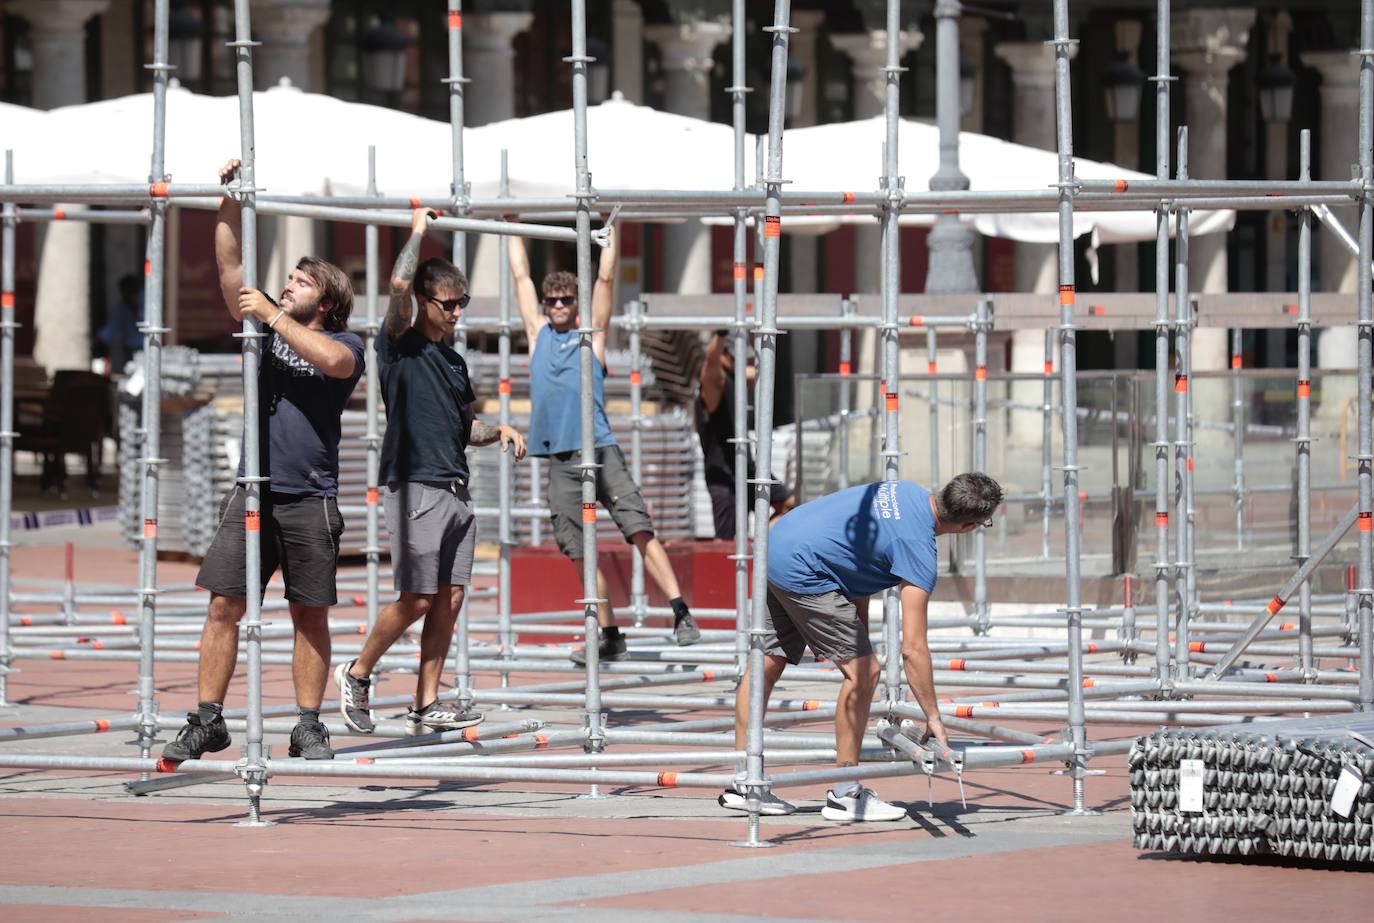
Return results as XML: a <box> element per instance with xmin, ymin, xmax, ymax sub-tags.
<box><xmin>873</xmin><ymin>480</ymin><xmax>902</xmax><ymax>520</ymax></box>
<box><xmin>270</xmin><ymin>333</ymin><xmax>319</xmax><ymax>378</ymax></box>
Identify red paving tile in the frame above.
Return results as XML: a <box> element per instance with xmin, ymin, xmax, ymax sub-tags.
<box><xmin>581</xmin><ymin>837</ymin><xmax>1374</xmax><ymax>920</ymax></box>
<box><xmin>0</xmin><ymin>907</ymin><xmax>220</xmax><ymax>923</ymax></box>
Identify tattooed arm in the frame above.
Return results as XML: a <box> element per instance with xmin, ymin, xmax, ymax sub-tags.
<box><xmin>384</xmin><ymin>207</ymin><xmax>432</xmax><ymax>341</ymax></box>
<box><xmin>470</xmin><ymin>417</ymin><xmax>527</xmax><ymax>460</ymax></box>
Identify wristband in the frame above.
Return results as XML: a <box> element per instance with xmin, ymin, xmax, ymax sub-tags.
<box><xmin>268</xmin><ymin>308</ymin><xmax>285</xmax><ymax>329</ymax></box>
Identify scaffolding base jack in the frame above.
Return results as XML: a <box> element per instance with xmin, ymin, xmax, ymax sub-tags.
<box><xmin>234</xmin><ymin>769</ymin><xmax>275</xmax><ymax>828</ymax></box>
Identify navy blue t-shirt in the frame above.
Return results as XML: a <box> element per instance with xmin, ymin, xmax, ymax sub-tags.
<box><xmin>768</xmin><ymin>480</ymin><xmax>938</xmax><ymax>598</ymax></box>
<box><xmin>527</xmin><ymin>325</ymin><xmax>616</xmax><ymax>457</ymax></box>
<box><xmin>377</xmin><ymin>327</ymin><xmax>476</xmax><ymax>484</ymax></box>
<box><xmin>236</xmin><ymin>326</ymin><xmax>365</xmax><ymax>497</ymax></box>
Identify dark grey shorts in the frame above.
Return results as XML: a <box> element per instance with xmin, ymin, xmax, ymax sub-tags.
<box><xmin>763</xmin><ymin>583</ymin><xmax>873</xmax><ymax>665</ymax></box>
<box><xmin>384</xmin><ymin>481</ymin><xmax>476</xmax><ymax>595</ymax></box>
<box><xmin>545</xmin><ymin>445</ymin><xmax>654</xmax><ymax>559</ymax></box>
<box><xmin>196</xmin><ymin>487</ymin><xmax>344</xmax><ymax>607</ymax></box>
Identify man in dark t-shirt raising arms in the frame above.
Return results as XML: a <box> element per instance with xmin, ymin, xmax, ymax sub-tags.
<box><xmin>335</xmin><ymin>208</ymin><xmax>525</xmax><ymax>737</ymax></box>
<box><xmin>162</xmin><ymin>158</ymin><xmax>365</xmax><ymax>764</ymax></box>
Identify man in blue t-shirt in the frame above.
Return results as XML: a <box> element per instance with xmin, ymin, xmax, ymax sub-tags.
<box><xmin>164</xmin><ymin>158</ymin><xmax>366</xmax><ymax>765</ymax></box>
<box><xmin>720</xmin><ymin>473</ymin><xmax>1003</xmax><ymax>822</ymax></box>
<box><xmin>509</xmin><ymin>230</ymin><xmax>700</xmax><ymax>664</ymax></box>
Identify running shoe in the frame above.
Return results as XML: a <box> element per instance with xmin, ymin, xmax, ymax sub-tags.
<box><xmin>570</xmin><ymin>633</ymin><xmax>629</xmax><ymax>664</ymax></box>
<box><xmin>673</xmin><ymin>612</ymin><xmax>702</xmax><ymax>646</ymax></box>
<box><xmin>287</xmin><ymin>719</ymin><xmax>335</xmax><ymax>760</ymax></box>
<box><xmin>718</xmin><ymin>783</ymin><xmax>797</xmax><ymax>816</ymax></box>
<box><xmin>333</xmin><ymin>660</ymin><xmax>375</xmax><ymax>734</ymax></box>
<box><xmin>405</xmin><ymin>699</ymin><xmax>485</xmax><ymax>737</ymax></box>
<box><xmin>820</xmin><ymin>786</ymin><xmax>908</xmax><ymax>822</ymax></box>
<box><xmin>161</xmin><ymin>712</ymin><xmax>231</xmax><ymax>762</ymax></box>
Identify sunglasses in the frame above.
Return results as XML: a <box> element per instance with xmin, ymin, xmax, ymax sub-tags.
<box><xmin>423</xmin><ymin>293</ymin><xmax>470</xmax><ymax>313</ymax></box>
<box><xmin>543</xmin><ymin>295</ymin><xmax>577</xmax><ymax>307</ymax></box>
<box><xmin>981</xmin><ymin>517</ymin><xmax>994</xmax><ymax>528</ymax></box>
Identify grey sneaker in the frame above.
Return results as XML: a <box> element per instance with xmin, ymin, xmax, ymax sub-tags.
<box><xmin>673</xmin><ymin>612</ymin><xmax>702</xmax><ymax>646</ymax></box>
<box><xmin>333</xmin><ymin>660</ymin><xmax>374</xmax><ymax>734</ymax></box>
<box><xmin>405</xmin><ymin>699</ymin><xmax>484</xmax><ymax>737</ymax></box>
<box><xmin>288</xmin><ymin>720</ymin><xmax>334</xmax><ymax>760</ymax></box>
<box><xmin>718</xmin><ymin>784</ymin><xmax>797</xmax><ymax>816</ymax></box>
<box><xmin>821</xmin><ymin>786</ymin><xmax>907</xmax><ymax>822</ymax></box>
<box><xmin>161</xmin><ymin>712</ymin><xmax>231</xmax><ymax>762</ymax></box>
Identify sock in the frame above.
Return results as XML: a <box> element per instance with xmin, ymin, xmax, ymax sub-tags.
<box><xmin>197</xmin><ymin>701</ymin><xmax>223</xmax><ymax>725</ymax></box>
<box><xmin>670</xmin><ymin>597</ymin><xmax>690</xmax><ymax>622</ymax></box>
<box><xmin>832</xmin><ymin>780</ymin><xmax>860</xmax><ymax>798</ymax></box>
<box><xmin>298</xmin><ymin>707</ymin><xmax>321</xmax><ymax>725</ymax></box>
<box><xmin>603</xmin><ymin>625</ymin><xmax>623</xmax><ymax>641</ymax></box>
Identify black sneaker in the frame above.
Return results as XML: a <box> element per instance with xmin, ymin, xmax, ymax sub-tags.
<box><xmin>161</xmin><ymin>712</ymin><xmax>231</xmax><ymax>762</ymax></box>
<box><xmin>674</xmin><ymin>612</ymin><xmax>702</xmax><ymax>646</ymax></box>
<box><xmin>333</xmin><ymin>660</ymin><xmax>374</xmax><ymax>733</ymax></box>
<box><xmin>570</xmin><ymin>632</ymin><xmax>629</xmax><ymax>665</ymax></box>
<box><xmin>288</xmin><ymin>719</ymin><xmax>335</xmax><ymax>760</ymax></box>
<box><xmin>404</xmin><ymin>700</ymin><xmax>485</xmax><ymax>737</ymax></box>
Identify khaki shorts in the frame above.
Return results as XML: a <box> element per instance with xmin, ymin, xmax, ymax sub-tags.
<box><xmin>763</xmin><ymin>583</ymin><xmax>873</xmax><ymax>665</ymax></box>
<box><xmin>545</xmin><ymin>445</ymin><xmax>654</xmax><ymax>559</ymax></box>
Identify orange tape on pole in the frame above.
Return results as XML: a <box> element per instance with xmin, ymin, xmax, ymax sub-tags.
<box><xmin>1113</xmin><ymin>179</ymin><xmax>1129</xmax><ymax>193</ymax></box>
<box><xmin>498</xmin><ymin>378</ymin><xmax>512</xmax><ymax>395</ymax></box>
<box><xmin>628</xmin><ymin>370</ymin><xmax>642</xmax><ymax>385</ymax></box>
<box><xmin>143</xmin><ymin>519</ymin><xmax>157</xmax><ymax>539</ymax></box>
<box><xmin>908</xmin><ymin>314</ymin><xmax>926</xmax><ymax>327</ymax></box>
<box><xmin>52</xmin><ymin>208</ymin><xmax>66</xmax><ymax>220</ymax></box>
<box><xmin>448</xmin><ymin>10</ymin><xmax>462</xmax><ymax>28</ymax></box>
<box><xmin>955</xmin><ymin>705</ymin><xmax>974</xmax><ymax>718</ymax></box>
<box><xmin>763</xmin><ymin>215</ymin><xmax>781</xmax><ymax>238</ymax></box>
<box><xmin>1174</xmin><ymin>374</ymin><xmax>1188</xmax><ymax>393</ymax></box>
<box><xmin>927</xmin><ymin>361</ymin><xmax>938</xmax><ymax>375</ymax></box>
<box><xmin>1231</xmin><ymin>355</ymin><xmax>1242</xmax><ymax>370</ymax></box>
<box><xmin>245</xmin><ymin>510</ymin><xmax>261</xmax><ymax>532</ymax></box>
<box><xmin>657</xmin><ymin>771</ymin><xmax>679</xmax><ymax>787</ymax></box>
<box><xmin>1021</xmin><ymin>750</ymin><xmax>1036</xmax><ymax>764</ymax></box>
<box><xmin>581</xmin><ymin>503</ymin><xmax>596</xmax><ymax>523</ymax></box>
<box><xmin>0</xmin><ymin>292</ymin><xmax>12</xmax><ymax>309</ymax></box>
<box><xmin>1265</xmin><ymin>595</ymin><xmax>1284</xmax><ymax>615</ymax></box>
<box><xmin>842</xmin><ymin>191</ymin><xmax>856</xmax><ymax>204</ymax></box>
<box><xmin>94</xmin><ymin>719</ymin><xmax>110</xmax><ymax>732</ymax></box>
<box><xmin>754</xmin><ymin>265</ymin><xmax>764</xmax><ymax>282</ymax></box>
<box><xmin>733</xmin><ymin>262</ymin><xmax>746</xmax><ymax>281</ymax></box>
<box><xmin>144</xmin><ymin>259</ymin><xmax>152</xmax><ymax>276</ymax></box>
<box><xmin>1297</xmin><ymin>380</ymin><xmax>1311</xmax><ymax>398</ymax></box>
<box><xmin>1361</xmin><ymin>512</ymin><xmax>1372</xmax><ymax>532</ymax></box>
<box><xmin>838</xmin><ymin>361</ymin><xmax>851</xmax><ymax>376</ymax></box>
<box><xmin>149</xmin><ymin>182</ymin><xmax>169</xmax><ymax>198</ymax></box>
<box><xmin>948</xmin><ymin>659</ymin><xmax>965</xmax><ymax>671</ymax></box>
<box><xmin>1059</xmin><ymin>285</ymin><xmax>1075</xmax><ymax>305</ymax></box>
<box><xmin>974</xmin><ymin>366</ymin><xmax>987</xmax><ymax>382</ymax></box>
<box><xmin>1044</xmin><ymin>361</ymin><xmax>1053</xmax><ymax>375</ymax></box>
<box><xmin>1189</xmin><ymin>641</ymin><xmax>1205</xmax><ymax>653</ymax></box>
<box><xmin>885</xmin><ymin>392</ymin><xmax>898</xmax><ymax>412</ymax></box>
<box><xmin>802</xmin><ymin>699</ymin><xmax>822</xmax><ymax>711</ymax></box>
<box><xmin>1186</xmin><ymin>457</ymin><xmax>1194</xmax><ymax>473</ymax></box>
<box><xmin>366</xmin><ymin>487</ymin><xmax>379</xmax><ymax>505</ymax></box>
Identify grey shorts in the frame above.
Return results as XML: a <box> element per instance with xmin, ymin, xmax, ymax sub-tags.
<box><xmin>763</xmin><ymin>583</ymin><xmax>873</xmax><ymax>665</ymax></box>
<box><xmin>546</xmin><ymin>445</ymin><xmax>654</xmax><ymax>559</ymax></box>
<box><xmin>384</xmin><ymin>481</ymin><xmax>476</xmax><ymax>595</ymax></box>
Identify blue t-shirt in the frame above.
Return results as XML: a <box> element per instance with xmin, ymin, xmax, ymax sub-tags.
<box><xmin>237</xmin><ymin>327</ymin><xmax>366</xmax><ymax>497</ymax></box>
<box><xmin>527</xmin><ymin>324</ymin><xmax>616</xmax><ymax>457</ymax></box>
<box><xmin>768</xmin><ymin>480</ymin><xmax>938</xmax><ymax>598</ymax></box>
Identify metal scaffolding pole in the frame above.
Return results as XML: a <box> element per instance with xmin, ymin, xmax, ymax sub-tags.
<box><xmin>1042</xmin><ymin>326</ymin><xmax>1054</xmax><ymax>560</ymax></box>
<box><xmin>446</xmin><ymin>0</ymin><xmax>468</xmax><ymax>355</ymax></box>
<box><xmin>230</xmin><ymin>0</ymin><xmax>270</xmax><ymax>827</ymax></box>
<box><xmin>0</xmin><ymin>152</ymin><xmax>13</xmax><ymax>707</ymax></box>
<box><xmin>838</xmin><ymin>299</ymin><xmax>854</xmax><ymax>489</ymax></box>
<box><xmin>1231</xmin><ymin>327</ymin><xmax>1245</xmax><ymax>551</ymax></box>
<box><xmin>1297</xmin><ymin>131</ymin><xmax>1314</xmax><ymax>679</ymax></box>
<box><xmin>568</xmin><ymin>0</ymin><xmax>607</xmax><ymax>794</ymax></box>
<box><xmin>1358</xmin><ymin>0</ymin><xmax>1374</xmax><ymax>712</ymax></box>
<box><xmin>729</xmin><ymin>0</ymin><xmax>752</xmax><ymax>681</ymax></box>
<box><xmin>973</xmin><ymin>297</ymin><xmax>990</xmax><ymax>634</ymax></box>
<box><xmin>1174</xmin><ymin>127</ymin><xmax>1195</xmax><ymax>680</ymax></box>
<box><xmin>363</xmin><ymin>149</ymin><xmax>381</xmax><ymax>636</ymax></box>
<box><xmin>736</xmin><ymin>0</ymin><xmax>791</xmax><ymax>850</ymax></box>
<box><xmin>497</xmin><ymin>150</ymin><xmax>515</xmax><ymax>688</ymax></box>
<box><xmin>628</xmin><ymin>297</ymin><xmax>646</xmax><ymax>627</ymax></box>
<box><xmin>925</xmin><ymin>326</ymin><xmax>939</xmax><ymax>490</ymax></box>
<box><xmin>1051</xmin><ymin>0</ymin><xmax>1093</xmax><ymax>816</ymax></box>
<box><xmin>1151</xmin><ymin>0</ymin><xmax>1174</xmax><ymax>688</ymax></box>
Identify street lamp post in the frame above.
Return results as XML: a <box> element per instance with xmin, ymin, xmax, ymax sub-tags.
<box><xmin>926</xmin><ymin>0</ymin><xmax>979</xmax><ymax>293</ymax></box>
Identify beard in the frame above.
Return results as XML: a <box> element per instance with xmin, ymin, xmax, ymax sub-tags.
<box><xmin>284</xmin><ymin>294</ymin><xmax>322</xmax><ymax>323</ymax></box>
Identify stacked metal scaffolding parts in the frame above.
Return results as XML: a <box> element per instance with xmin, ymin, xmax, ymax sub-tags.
<box><xmin>1130</xmin><ymin>714</ymin><xmax>1374</xmax><ymax>862</ymax></box>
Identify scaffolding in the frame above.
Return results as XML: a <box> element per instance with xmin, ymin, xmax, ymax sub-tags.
<box><xmin>0</xmin><ymin>0</ymin><xmax>1370</xmax><ymax>853</ymax></box>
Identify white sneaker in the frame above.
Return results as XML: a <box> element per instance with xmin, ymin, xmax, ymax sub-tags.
<box><xmin>718</xmin><ymin>785</ymin><xmax>797</xmax><ymax>816</ymax></box>
<box><xmin>821</xmin><ymin>786</ymin><xmax>907</xmax><ymax>822</ymax></box>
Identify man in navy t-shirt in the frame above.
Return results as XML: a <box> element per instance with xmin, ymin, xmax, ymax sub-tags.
<box><xmin>164</xmin><ymin>158</ymin><xmax>365</xmax><ymax>765</ymax></box>
<box><xmin>720</xmin><ymin>473</ymin><xmax>1003</xmax><ymax>821</ymax></box>
<box><xmin>508</xmin><ymin>229</ymin><xmax>700</xmax><ymax>664</ymax></box>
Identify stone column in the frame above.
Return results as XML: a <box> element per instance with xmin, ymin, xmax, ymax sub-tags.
<box><xmin>645</xmin><ymin>20</ymin><xmax>732</xmax><ymax>295</ymax></box>
<box><xmin>994</xmin><ymin>39</ymin><xmax>1074</xmax><ymax>446</ymax></box>
<box><xmin>1173</xmin><ymin>9</ymin><xmax>1254</xmax><ymax>449</ymax></box>
<box><xmin>463</xmin><ymin>11</ymin><xmax>535</xmax><ymax>128</ymax></box>
<box><xmin>832</xmin><ymin>28</ymin><xmax>923</xmax><ymax>294</ymax></box>
<box><xmin>249</xmin><ymin>0</ymin><xmax>330</xmax><ymax>92</ymax></box>
<box><xmin>611</xmin><ymin>0</ymin><xmax>644</xmax><ymax>104</ymax></box>
<box><xmin>10</xmin><ymin>0</ymin><xmax>110</xmax><ymax>373</ymax></box>
<box><xmin>1303</xmin><ymin>49</ymin><xmax>1362</xmax><ymax>415</ymax></box>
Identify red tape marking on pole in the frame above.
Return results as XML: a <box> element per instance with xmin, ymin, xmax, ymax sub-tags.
<box><xmin>463</xmin><ymin>727</ymin><xmax>482</xmax><ymax>741</ymax></box>
<box><xmin>733</xmin><ymin>262</ymin><xmax>746</xmax><ymax>281</ymax></box>
<box><xmin>1189</xmin><ymin>641</ymin><xmax>1205</xmax><ymax>653</ymax></box>
<box><xmin>245</xmin><ymin>510</ymin><xmax>261</xmax><ymax>532</ymax></box>
<box><xmin>1059</xmin><ymin>285</ymin><xmax>1075</xmax><ymax>305</ymax></box>
<box><xmin>366</xmin><ymin>487</ymin><xmax>379</xmax><ymax>505</ymax></box>
<box><xmin>0</xmin><ymin>292</ymin><xmax>12</xmax><ymax>309</ymax></box>
<box><xmin>628</xmin><ymin>371</ymin><xmax>641</xmax><ymax>385</ymax></box>
<box><xmin>908</xmin><ymin>315</ymin><xmax>926</xmax><ymax>327</ymax></box>
<box><xmin>149</xmin><ymin>182</ymin><xmax>169</xmax><ymax>198</ymax></box>
<box><xmin>753</xmin><ymin>265</ymin><xmax>764</xmax><ymax>282</ymax></box>
<box><xmin>52</xmin><ymin>208</ymin><xmax>66</xmax><ymax>220</ymax></box>
<box><xmin>94</xmin><ymin>719</ymin><xmax>110</xmax><ymax>732</ymax></box>
<box><xmin>801</xmin><ymin>700</ymin><xmax>821</xmax><ymax>711</ymax></box>
<box><xmin>143</xmin><ymin>519</ymin><xmax>157</xmax><ymax>538</ymax></box>
<box><xmin>111</xmin><ymin>611</ymin><xmax>126</xmax><ymax>625</ymax></box>
<box><xmin>842</xmin><ymin>191</ymin><xmax>856</xmax><ymax>204</ymax></box>
<box><xmin>927</xmin><ymin>361</ymin><xmax>938</xmax><ymax>375</ymax></box>
<box><xmin>1360</xmin><ymin>512</ymin><xmax>1372</xmax><ymax>532</ymax></box>
<box><xmin>498</xmin><ymin>378</ymin><xmax>511</xmax><ymax>395</ymax></box>
<box><xmin>534</xmin><ymin>734</ymin><xmax>549</xmax><ymax>749</ymax></box>
<box><xmin>1044</xmin><ymin>361</ymin><xmax>1054</xmax><ymax>375</ymax></box>
<box><xmin>974</xmin><ymin>366</ymin><xmax>987</xmax><ymax>382</ymax></box>
<box><xmin>885</xmin><ymin>392</ymin><xmax>898</xmax><ymax>412</ymax></box>
<box><xmin>581</xmin><ymin>503</ymin><xmax>596</xmax><ymax>523</ymax></box>
<box><xmin>409</xmin><ymin>197</ymin><xmax>423</xmax><ymax>209</ymax></box>
<box><xmin>955</xmin><ymin>705</ymin><xmax>974</xmax><ymax>718</ymax></box>
<box><xmin>1113</xmin><ymin>179</ymin><xmax>1129</xmax><ymax>192</ymax></box>
<box><xmin>839</xmin><ymin>361</ymin><xmax>851</xmax><ymax>376</ymax></box>
<box><xmin>1186</xmin><ymin>457</ymin><xmax>1194</xmax><ymax>473</ymax></box>
<box><xmin>948</xmin><ymin>659</ymin><xmax>966</xmax><ymax>671</ymax></box>
<box><xmin>1021</xmin><ymin>750</ymin><xmax>1036</xmax><ymax>764</ymax></box>
<box><xmin>1231</xmin><ymin>355</ymin><xmax>1242</xmax><ymax>369</ymax></box>
<box><xmin>1088</xmin><ymin>305</ymin><xmax>1106</xmax><ymax>316</ymax></box>
<box><xmin>701</xmin><ymin>669</ymin><xmax>714</xmax><ymax>682</ymax></box>
<box><xmin>1087</xmin><ymin>642</ymin><xmax>1099</xmax><ymax>653</ymax></box>
<box><xmin>1082</xmin><ymin>678</ymin><xmax>1095</xmax><ymax>688</ymax></box>
<box><xmin>1266</xmin><ymin>595</ymin><xmax>1285</xmax><ymax>615</ymax></box>
<box><xmin>448</xmin><ymin>10</ymin><xmax>462</xmax><ymax>28</ymax></box>
<box><xmin>1175</xmin><ymin>374</ymin><xmax>1188</xmax><ymax>393</ymax></box>
<box><xmin>1284</xmin><ymin>303</ymin><xmax>1299</xmax><ymax>314</ymax></box>
<box><xmin>657</xmin><ymin>771</ymin><xmax>679</xmax><ymax>787</ymax></box>
<box><xmin>144</xmin><ymin>259</ymin><xmax>152</xmax><ymax>276</ymax></box>
<box><xmin>1298</xmin><ymin>379</ymin><xmax>1311</xmax><ymax>398</ymax></box>
<box><xmin>763</xmin><ymin>215</ymin><xmax>781</xmax><ymax>238</ymax></box>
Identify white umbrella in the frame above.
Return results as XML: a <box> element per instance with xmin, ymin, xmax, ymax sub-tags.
<box><xmin>765</xmin><ymin>117</ymin><xmax>1233</xmax><ymax>243</ymax></box>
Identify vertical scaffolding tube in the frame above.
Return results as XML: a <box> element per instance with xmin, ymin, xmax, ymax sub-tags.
<box><xmin>497</xmin><ymin>150</ymin><xmax>514</xmax><ymax>686</ymax></box>
<box><xmin>838</xmin><ymin>299</ymin><xmax>854</xmax><ymax>490</ymax></box>
<box><xmin>1230</xmin><ymin>327</ymin><xmax>1245</xmax><ymax>551</ymax></box>
<box><xmin>628</xmin><ymin>296</ymin><xmax>646</xmax><ymax>628</ymax></box>
<box><xmin>1151</xmin><ymin>0</ymin><xmax>1173</xmax><ymax>686</ymax></box>
<box><xmin>1297</xmin><ymin>131</ymin><xmax>1314</xmax><ymax>679</ymax></box>
<box><xmin>364</xmin><ymin>148</ymin><xmax>381</xmax><ymax>635</ymax></box>
<box><xmin>1042</xmin><ymin>327</ymin><xmax>1054</xmax><ymax>559</ymax></box>
<box><xmin>879</xmin><ymin>0</ymin><xmax>905</xmax><ymax>704</ymax></box>
<box><xmin>446</xmin><ymin>1</ymin><xmax>468</xmax><ymax>354</ymax></box>
<box><xmin>134</xmin><ymin>0</ymin><xmax>171</xmax><ymax>765</ymax></box>
<box><xmin>0</xmin><ymin>152</ymin><xmax>14</xmax><ymax>706</ymax></box>
<box><xmin>1356</xmin><ymin>0</ymin><xmax>1373</xmax><ymax>711</ymax></box>
<box><xmin>925</xmin><ymin>327</ymin><xmax>938</xmax><ymax>490</ymax></box>
<box><xmin>1173</xmin><ymin>128</ymin><xmax>1194</xmax><ymax>679</ymax></box>
<box><xmin>737</xmin><ymin>0</ymin><xmax>792</xmax><ymax>850</ymax></box>
<box><xmin>231</xmin><ymin>0</ymin><xmax>269</xmax><ymax>825</ymax></box>
<box><xmin>569</xmin><ymin>0</ymin><xmax>606</xmax><ymax>783</ymax></box>
<box><xmin>973</xmin><ymin>298</ymin><xmax>989</xmax><ymax>633</ymax></box>
<box><xmin>729</xmin><ymin>2</ymin><xmax>751</xmax><ymax>679</ymax></box>
<box><xmin>1051</xmin><ymin>0</ymin><xmax>1092</xmax><ymax>815</ymax></box>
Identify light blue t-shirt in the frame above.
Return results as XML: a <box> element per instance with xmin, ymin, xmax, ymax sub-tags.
<box><xmin>528</xmin><ymin>325</ymin><xmax>617</xmax><ymax>457</ymax></box>
<box><xmin>768</xmin><ymin>480</ymin><xmax>938</xmax><ymax>598</ymax></box>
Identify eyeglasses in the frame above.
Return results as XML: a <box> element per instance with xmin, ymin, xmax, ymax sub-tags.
<box><xmin>543</xmin><ymin>295</ymin><xmax>576</xmax><ymax>307</ymax></box>
<box><xmin>423</xmin><ymin>293</ymin><xmax>470</xmax><ymax>313</ymax></box>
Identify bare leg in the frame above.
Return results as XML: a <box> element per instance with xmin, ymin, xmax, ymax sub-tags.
<box><xmin>734</xmin><ymin>654</ymin><xmax>788</xmax><ymax>750</ymax></box>
<box><xmin>416</xmin><ymin>584</ymin><xmax>459</xmax><ymax>707</ymax></box>
<box><xmin>351</xmin><ymin>593</ymin><xmax>433</xmax><ymax>678</ymax></box>
<box><xmin>594</xmin><ymin>568</ymin><xmax>615</xmax><ymax>628</ymax></box>
<box><xmin>197</xmin><ymin>593</ymin><xmax>247</xmax><ymax>703</ymax></box>
<box><xmin>630</xmin><ymin>531</ymin><xmax>682</xmax><ymax>601</ymax></box>
<box><xmin>833</xmin><ymin>653</ymin><xmax>880</xmax><ymax>766</ymax></box>
<box><xmin>289</xmin><ymin>603</ymin><xmax>331</xmax><ymax>710</ymax></box>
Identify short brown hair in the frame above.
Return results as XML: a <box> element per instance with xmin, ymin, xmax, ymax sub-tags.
<box><xmin>296</xmin><ymin>256</ymin><xmax>354</xmax><ymax>333</ymax></box>
<box><xmin>416</xmin><ymin>258</ymin><xmax>468</xmax><ymax>300</ymax></box>
<box><xmin>541</xmin><ymin>270</ymin><xmax>578</xmax><ymax>299</ymax></box>
<box><xmin>935</xmin><ymin>472</ymin><xmax>1004</xmax><ymax>525</ymax></box>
